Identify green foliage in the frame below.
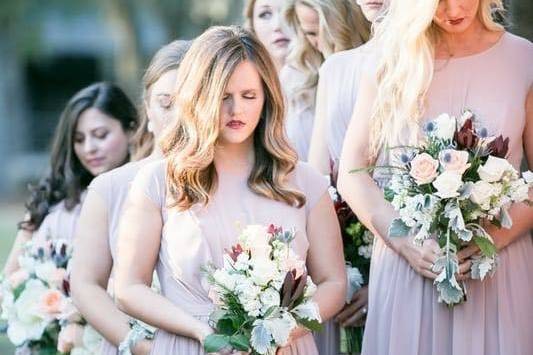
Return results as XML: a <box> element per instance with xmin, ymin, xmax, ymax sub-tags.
<box><xmin>474</xmin><ymin>236</ymin><xmax>497</xmax><ymax>258</ymax></box>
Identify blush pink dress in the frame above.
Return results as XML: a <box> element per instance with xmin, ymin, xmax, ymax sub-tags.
<box><xmin>363</xmin><ymin>32</ymin><xmax>533</xmax><ymax>355</ymax></box>
<box><xmin>129</xmin><ymin>159</ymin><xmax>330</xmax><ymax>354</ymax></box>
<box><xmin>87</xmin><ymin>160</ymin><xmax>146</xmax><ymax>355</ymax></box>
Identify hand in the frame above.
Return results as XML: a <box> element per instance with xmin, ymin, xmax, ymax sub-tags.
<box><xmin>335</xmin><ymin>285</ymin><xmax>368</xmax><ymax>327</ymax></box>
<box><xmin>398</xmin><ymin>238</ymin><xmax>440</xmax><ymax>279</ymax></box>
<box><xmin>194</xmin><ymin>322</ymin><xmax>214</xmax><ymax>345</ymax></box>
<box><xmin>132</xmin><ymin>339</ymin><xmax>152</xmax><ymax>355</ymax></box>
<box><xmin>275</xmin><ymin>327</ymin><xmax>309</xmax><ymax>354</ymax></box>
<box><xmin>456</xmin><ymin>243</ymin><xmax>480</xmax><ymax>281</ymax></box>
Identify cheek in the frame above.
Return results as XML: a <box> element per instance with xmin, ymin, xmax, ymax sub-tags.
<box><xmin>254</xmin><ymin>20</ymin><xmax>273</xmax><ymax>44</ymax></box>
<box><xmin>98</xmin><ymin>132</ymin><xmax>129</xmax><ymax>158</ymax></box>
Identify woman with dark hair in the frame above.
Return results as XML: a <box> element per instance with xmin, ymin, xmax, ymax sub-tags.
<box><xmin>2</xmin><ymin>82</ymin><xmax>137</xmax><ymax>276</ymax></box>
<box><xmin>71</xmin><ymin>40</ymin><xmax>191</xmax><ymax>355</ymax></box>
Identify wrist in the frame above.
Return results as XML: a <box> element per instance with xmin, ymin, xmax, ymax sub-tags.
<box><xmin>192</xmin><ymin>322</ymin><xmax>213</xmax><ymax>343</ymax></box>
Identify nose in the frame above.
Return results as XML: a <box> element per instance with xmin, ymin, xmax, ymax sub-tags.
<box><xmin>229</xmin><ymin>97</ymin><xmax>244</xmax><ymax>117</ymax></box>
<box><xmin>443</xmin><ymin>0</ymin><xmax>462</xmax><ymax>18</ymax></box>
<box><xmin>82</xmin><ymin>136</ymin><xmax>98</xmax><ymax>154</ymax></box>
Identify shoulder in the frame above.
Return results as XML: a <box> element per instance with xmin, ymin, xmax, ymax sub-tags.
<box><xmin>501</xmin><ymin>32</ymin><xmax>532</xmax><ymax>53</ymax></box>
<box><xmin>498</xmin><ymin>32</ymin><xmax>533</xmax><ymax>83</ymax></box>
<box><xmin>291</xmin><ymin>162</ymin><xmax>330</xmax><ymax>199</ymax></box>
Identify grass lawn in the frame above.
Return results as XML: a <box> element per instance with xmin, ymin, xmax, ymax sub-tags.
<box><xmin>0</xmin><ymin>202</ymin><xmax>25</xmax><ymax>353</ymax></box>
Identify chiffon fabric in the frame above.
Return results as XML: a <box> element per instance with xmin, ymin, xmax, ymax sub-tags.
<box><xmin>364</xmin><ymin>32</ymin><xmax>533</xmax><ymax>355</ymax></box>
<box><xmin>130</xmin><ymin>159</ymin><xmax>330</xmax><ymax>354</ymax></box>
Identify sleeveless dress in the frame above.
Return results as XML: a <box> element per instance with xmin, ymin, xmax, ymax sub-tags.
<box><xmin>312</xmin><ymin>42</ymin><xmax>375</xmax><ymax>355</ymax></box>
<box><xmin>32</xmin><ymin>197</ymin><xmax>84</xmax><ymax>243</ymax></box>
<box><xmin>363</xmin><ymin>32</ymin><xmax>533</xmax><ymax>355</ymax></box>
<box><xmin>129</xmin><ymin>159</ymin><xmax>329</xmax><ymax>354</ymax></box>
<box><xmin>280</xmin><ymin>65</ymin><xmax>317</xmax><ymax>161</ymax></box>
<box><xmin>87</xmin><ymin>160</ymin><xmax>145</xmax><ymax>355</ymax></box>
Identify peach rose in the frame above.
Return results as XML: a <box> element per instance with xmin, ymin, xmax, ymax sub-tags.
<box><xmin>409</xmin><ymin>153</ymin><xmax>439</xmax><ymax>185</ymax></box>
<box><xmin>40</xmin><ymin>289</ymin><xmax>65</xmax><ymax>317</ymax></box>
<box><xmin>57</xmin><ymin>323</ymin><xmax>84</xmax><ymax>353</ymax></box>
<box><xmin>439</xmin><ymin>149</ymin><xmax>471</xmax><ymax>175</ymax></box>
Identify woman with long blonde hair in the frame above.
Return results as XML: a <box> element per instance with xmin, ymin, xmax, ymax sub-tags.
<box><xmin>243</xmin><ymin>0</ymin><xmax>293</xmax><ymax>74</ymax></box>
<box><xmin>113</xmin><ymin>26</ymin><xmax>346</xmax><ymax>354</ymax></box>
<box><xmin>281</xmin><ymin>0</ymin><xmax>370</xmax><ymax>161</ymax></box>
<box><xmin>338</xmin><ymin>0</ymin><xmax>533</xmax><ymax>354</ymax></box>
<box><xmin>70</xmin><ymin>40</ymin><xmax>191</xmax><ymax>355</ymax></box>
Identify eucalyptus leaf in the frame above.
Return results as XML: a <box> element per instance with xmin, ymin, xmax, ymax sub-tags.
<box><xmin>388</xmin><ymin>219</ymin><xmax>410</xmax><ymax>238</ymax></box>
<box><xmin>250</xmin><ymin>323</ymin><xmax>273</xmax><ymax>354</ymax></box>
<box><xmin>473</xmin><ymin>236</ymin><xmax>497</xmax><ymax>258</ymax></box>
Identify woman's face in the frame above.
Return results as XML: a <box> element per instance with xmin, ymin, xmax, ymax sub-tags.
<box><xmin>294</xmin><ymin>3</ymin><xmax>323</xmax><ymax>54</ymax></box>
<box><xmin>73</xmin><ymin>108</ymin><xmax>130</xmax><ymax>176</ymax></box>
<box><xmin>356</xmin><ymin>0</ymin><xmax>387</xmax><ymax>23</ymax></box>
<box><xmin>433</xmin><ymin>0</ymin><xmax>480</xmax><ymax>34</ymax></box>
<box><xmin>219</xmin><ymin>60</ymin><xmax>265</xmax><ymax>146</ymax></box>
<box><xmin>253</xmin><ymin>0</ymin><xmax>293</xmax><ymax>67</ymax></box>
<box><xmin>146</xmin><ymin>69</ymin><xmax>178</xmax><ymax>139</ymax></box>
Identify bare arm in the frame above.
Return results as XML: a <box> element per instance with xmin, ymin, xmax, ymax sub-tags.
<box><xmin>2</xmin><ymin>223</ymin><xmax>33</xmax><ymax>276</ymax></box>
<box><xmin>70</xmin><ymin>190</ymin><xmax>134</xmax><ymax>348</ymax></box>
<box><xmin>306</xmin><ymin>192</ymin><xmax>346</xmax><ymax>321</ymax></box>
<box><xmin>337</xmin><ymin>74</ymin><xmax>439</xmax><ymax>279</ymax></box>
<box><xmin>114</xmin><ymin>187</ymin><xmax>212</xmax><ymax>344</ymax></box>
<box><xmin>308</xmin><ymin>72</ymin><xmax>332</xmax><ymax>175</ymax></box>
<box><xmin>487</xmin><ymin>86</ymin><xmax>533</xmax><ymax>250</ymax></box>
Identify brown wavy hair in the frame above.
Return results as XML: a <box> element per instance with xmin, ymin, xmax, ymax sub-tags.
<box><xmin>131</xmin><ymin>40</ymin><xmax>192</xmax><ymax>160</ymax></box>
<box><xmin>161</xmin><ymin>26</ymin><xmax>305</xmax><ymax>210</ymax></box>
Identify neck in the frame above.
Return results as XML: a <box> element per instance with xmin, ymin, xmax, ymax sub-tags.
<box><xmin>274</xmin><ymin>57</ymin><xmax>285</xmax><ymax>75</ymax></box>
<box><xmin>147</xmin><ymin>144</ymin><xmax>164</xmax><ymax>161</ymax></box>
<box><xmin>214</xmin><ymin>138</ymin><xmax>255</xmax><ymax>173</ymax></box>
<box><xmin>437</xmin><ymin>18</ymin><xmax>487</xmax><ymax>56</ymax></box>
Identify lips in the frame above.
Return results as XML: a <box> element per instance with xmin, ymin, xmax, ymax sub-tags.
<box><xmin>365</xmin><ymin>1</ymin><xmax>383</xmax><ymax>8</ymax></box>
<box><xmin>226</xmin><ymin>120</ymin><xmax>245</xmax><ymax>129</ymax></box>
<box><xmin>273</xmin><ymin>38</ymin><xmax>290</xmax><ymax>47</ymax></box>
<box><xmin>448</xmin><ymin>18</ymin><xmax>464</xmax><ymax>26</ymax></box>
<box><xmin>86</xmin><ymin>157</ymin><xmax>105</xmax><ymax>167</ymax></box>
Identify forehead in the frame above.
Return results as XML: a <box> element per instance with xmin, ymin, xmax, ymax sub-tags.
<box><xmin>76</xmin><ymin>107</ymin><xmax>120</xmax><ymax>131</ymax></box>
<box><xmin>150</xmin><ymin>69</ymin><xmax>178</xmax><ymax>95</ymax></box>
<box><xmin>225</xmin><ymin>60</ymin><xmax>263</xmax><ymax>90</ymax></box>
<box><xmin>295</xmin><ymin>3</ymin><xmax>319</xmax><ymax>25</ymax></box>
<box><xmin>254</xmin><ymin>0</ymin><xmax>284</xmax><ymax>11</ymax></box>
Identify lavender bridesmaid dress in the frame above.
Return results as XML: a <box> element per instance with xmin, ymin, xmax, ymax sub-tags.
<box><xmin>312</xmin><ymin>41</ymin><xmax>376</xmax><ymax>355</ymax></box>
<box><xmin>129</xmin><ymin>159</ymin><xmax>330</xmax><ymax>354</ymax></box>
<box><xmin>363</xmin><ymin>32</ymin><xmax>533</xmax><ymax>355</ymax></box>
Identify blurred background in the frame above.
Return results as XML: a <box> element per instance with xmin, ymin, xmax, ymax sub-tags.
<box><xmin>0</xmin><ymin>0</ymin><xmax>531</xmax><ymax>352</ymax></box>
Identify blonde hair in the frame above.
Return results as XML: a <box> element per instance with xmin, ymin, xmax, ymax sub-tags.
<box><xmin>285</xmin><ymin>0</ymin><xmax>370</xmax><ymax>102</ymax></box>
<box><xmin>368</xmin><ymin>0</ymin><xmax>505</xmax><ymax>161</ymax></box>
<box><xmin>161</xmin><ymin>26</ymin><xmax>306</xmax><ymax>211</ymax></box>
<box><xmin>131</xmin><ymin>40</ymin><xmax>191</xmax><ymax>160</ymax></box>
<box><xmin>243</xmin><ymin>0</ymin><xmax>256</xmax><ymax>31</ymax></box>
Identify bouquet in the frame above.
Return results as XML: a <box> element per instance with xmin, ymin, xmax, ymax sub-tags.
<box><xmin>1</xmin><ymin>239</ymin><xmax>102</xmax><ymax>354</ymax></box>
<box><xmin>203</xmin><ymin>224</ymin><xmax>322</xmax><ymax>355</ymax></box>
<box><xmin>329</xmin><ymin>175</ymin><xmax>373</xmax><ymax>354</ymax></box>
<box><xmin>381</xmin><ymin>110</ymin><xmax>532</xmax><ymax>306</ymax></box>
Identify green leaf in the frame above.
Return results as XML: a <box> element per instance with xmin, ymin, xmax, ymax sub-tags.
<box><xmin>388</xmin><ymin>219</ymin><xmax>410</xmax><ymax>238</ymax></box>
<box><xmin>474</xmin><ymin>236</ymin><xmax>497</xmax><ymax>258</ymax></box>
<box><xmin>12</xmin><ymin>282</ymin><xmax>26</xmax><ymax>300</ymax></box>
<box><xmin>217</xmin><ymin>317</ymin><xmax>237</xmax><ymax>336</ymax></box>
<box><xmin>229</xmin><ymin>334</ymin><xmax>250</xmax><ymax>351</ymax></box>
<box><xmin>204</xmin><ymin>334</ymin><xmax>230</xmax><ymax>353</ymax></box>
<box><xmin>296</xmin><ymin>317</ymin><xmax>323</xmax><ymax>332</ymax></box>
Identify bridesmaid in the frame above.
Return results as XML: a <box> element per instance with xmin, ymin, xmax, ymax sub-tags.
<box><xmin>70</xmin><ymin>40</ymin><xmax>191</xmax><ymax>355</ymax></box>
<box><xmin>307</xmin><ymin>0</ymin><xmax>389</xmax><ymax>344</ymax></box>
<box><xmin>243</xmin><ymin>0</ymin><xmax>293</xmax><ymax>75</ymax></box>
<box><xmin>282</xmin><ymin>0</ymin><xmax>370</xmax><ymax>161</ymax></box>
<box><xmin>338</xmin><ymin>1</ymin><xmax>533</xmax><ymax>354</ymax></box>
<box><xmin>114</xmin><ymin>26</ymin><xmax>346</xmax><ymax>355</ymax></box>
<box><xmin>2</xmin><ymin>82</ymin><xmax>137</xmax><ymax>277</ymax></box>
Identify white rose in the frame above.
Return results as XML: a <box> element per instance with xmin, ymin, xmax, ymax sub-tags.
<box><xmin>7</xmin><ymin>279</ymin><xmax>50</xmax><ymax>346</ymax></box>
<box><xmin>470</xmin><ymin>181</ymin><xmax>496</xmax><ymax>208</ymax></box>
<box><xmin>478</xmin><ymin>156</ymin><xmax>514</xmax><ymax>183</ymax></box>
<box><xmin>260</xmin><ymin>288</ymin><xmax>281</xmax><ymax>311</ymax></box>
<box><xmin>213</xmin><ymin>269</ymin><xmax>236</xmax><ymax>291</ymax></box>
<box><xmin>432</xmin><ymin>171</ymin><xmax>463</xmax><ymax>199</ymax></box>
<box><xmin>250</xmin><ymin>258</ymin><xmax>278</xmax><ymax>286</ymax></box>
<box><xmin>509</xmin><ymin>179</ymin><xmax>529</xmax><ymax>202</ymax></box>
<box><xmin>439</xmin><ymin>149</ymin><xmax>471</xmax><ymax>175</ymax></box>
<box><xmin>433</xmin><ymin>113</ymin><xmax>457</xmax><ymax>140</ymax></box>
<box><xmin>240</xmin><ymin>225</ymin><xmax>272</xmax><ymax>259</ymax></box>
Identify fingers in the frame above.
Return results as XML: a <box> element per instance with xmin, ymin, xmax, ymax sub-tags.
<box><xmin>456</xmin><ymin>259</ymin><xmax>472</xmax><ymax>281</ymax></box>
<box><xmin>340</xmin><ymin>305</ymin><xmax>367</xmax><ymax>327</ymax></box>
<box><xmin>419</xmin><ymin>268</ymin><xmax>438</xmax><ymax>280</ymax></box>
<box><xmin>457</xmin><ymin>245</ymin><xmax>479</xmax><ymax>262</ymax></box>
<box><xmin>335</xmin><ymin>302</ymin><xmax>361</xmax><ymax>324</ymax></box>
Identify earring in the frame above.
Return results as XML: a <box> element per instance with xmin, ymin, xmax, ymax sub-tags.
<box><xmin>147</xmin><ymin>121</ymin><xmax>154</xmax><ymax>132</ymax></box>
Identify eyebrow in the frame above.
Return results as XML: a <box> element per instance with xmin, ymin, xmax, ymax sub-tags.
<box><xmin>75</xmin><ymin>126</ymin><xmax>109</xmax><ymax>135</ymax></box>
